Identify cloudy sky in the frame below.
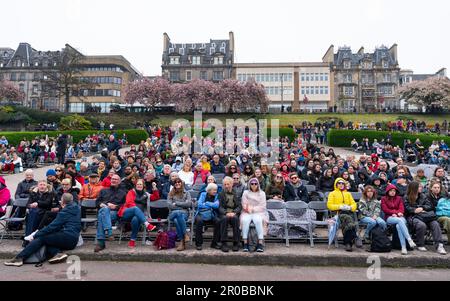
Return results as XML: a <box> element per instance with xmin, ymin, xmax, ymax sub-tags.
<box><xmin>3</xmin><ymin>0</ymin><xmax>449</xmax><ymax>75</ymax></box>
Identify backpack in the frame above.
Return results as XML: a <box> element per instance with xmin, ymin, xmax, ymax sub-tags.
<box><xmin>154</xmin><ymin>230</ymin><xmax>177</xmax><ymax>250</ymax></box>
<box><xmin>369</xmin><ymin>226</ymin><xmax>392</xmax><ymax>253</ymax></box>
<box><xmin>24</xmin><ymin>246</ymin><xmax>47</xmax><ymax>265</ymax></box>
<box><xmin>309</xmin><ymin>191</ymin><xmax>323</xmax><ymax>203</ymax></box>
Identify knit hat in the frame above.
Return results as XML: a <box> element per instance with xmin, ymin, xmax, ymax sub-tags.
<box><xmin>46</xmin><ymin>169</ymin><xmax>57</xmax><ymax>177</ymax></box>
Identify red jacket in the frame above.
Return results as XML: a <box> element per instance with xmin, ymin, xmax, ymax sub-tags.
<box><xmin>381</xmin><ymin>184</ymin><xmax>405</xmax><ymax>220</ymax></box>
<box><xmin>194</xmin><ymin>169</ymin><xmax>210</xmax><ymax>184</ymax></box>
<box><xmin>118</xmin><ymin>189</ymin><xmax>160</xmax><ymax>217</ymax></box>
<box><xmin>102</xmin><ymin>176</ymin><xmax>112</xmax><ymax>188</ymax></box>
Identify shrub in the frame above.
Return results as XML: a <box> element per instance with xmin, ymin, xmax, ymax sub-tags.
<box><xmin>2</xmin><ymin>129</ymin><xmax>149</xmax><ymax>147</ymax></box>
<box><xmin>327</xmin><ymin>129</ymin><xmax>450</xmax><ymax>148</ymax></box>
<box><xmin>59</xmin><ymin>115</ymin><xmax>92</xmax><ymax>130</ymax></box>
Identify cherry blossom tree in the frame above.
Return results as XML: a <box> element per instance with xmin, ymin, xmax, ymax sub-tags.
<box><xmin>0</xmin><ymin>80</ymin><xmax>25</xmax><ymax>102</ymax></box>
<box><xmin>244</xmin><ymin>80</ymin><xmax>269</xmax><ymax>113</ymax></box>
<box><xmin>125</xmin><ymin>77</ymin><xmax>172</xmax><ymax>109</ymax></box>
<box><xmin>399</xmin><ymin>77</ymin><xmax>450</xmax><ymax>111</ymax></box>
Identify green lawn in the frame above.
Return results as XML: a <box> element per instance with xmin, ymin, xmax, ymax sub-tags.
<box><xmin>84</xmin><ymin>112</ymin><xmax>450</xmax><ymax>128</ymax></box>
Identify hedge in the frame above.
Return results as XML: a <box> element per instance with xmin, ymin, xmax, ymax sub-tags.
<box><xmin>327</xmin><ymin>129</ymin><xmax>450</xmax><ymax>148</ymax></box>
<box><xmin>1</xmin><ymin>129</ymin><xmax>149</xmax><ymax>147</ymax></box>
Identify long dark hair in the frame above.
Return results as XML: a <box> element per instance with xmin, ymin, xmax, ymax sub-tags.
<box><xmin>406</xmin><ymin>181</ymin><xmax>420</xmax><ymax>206</ymax></box>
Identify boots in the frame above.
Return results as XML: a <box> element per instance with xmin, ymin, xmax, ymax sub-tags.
<box><xmin>177</xmin><ymin>240</ymin><xmax>186</xmax><ymax>252</ymax></box>
<box><xmin>184</xmin><ymin>233</ymin><xmax>190</xmax><ymax>243</ymax></box>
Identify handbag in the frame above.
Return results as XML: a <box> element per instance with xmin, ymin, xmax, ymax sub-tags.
<box><xmin>415</xmin><ymin>211</ymin><xmax>437</xmax><ymax>223</ymax></box>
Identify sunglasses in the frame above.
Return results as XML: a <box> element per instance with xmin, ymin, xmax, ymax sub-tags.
<box><xmin>290</xmin><ymin>176</ymin><xmax>298</xmax><ymax>180</ymax></box>
<box><xmin>276</xmin><ymin>176</ymin><xmax>283</xmax><ymax>179</ymax></box>
<box><xmin>233</xmin><ymin>178</ymin><xmax>240</xmax><ymax>180</ymax></box>
<box><xmin>250</xmin><ymin>183</ymin><xmax>258</xmax><ymax>186</ymax></box>
<box><xmin>337</xmin><ymin>182</ymin><xmax>345</xmax><ymax>185</ymax></box>
<box><xmin>56</xmin><ymin>170</ymin><xmax>62</xmax><ymax>172</ymax></box>
<box><xmin>175</xmin><ymin>181</ymin><xmax>182</xmax><ymax>184</ymax></box>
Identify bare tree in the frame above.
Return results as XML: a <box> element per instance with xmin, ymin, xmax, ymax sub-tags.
<box><xmin>41</xmin><ymin>44</ymin><xmax>96</xmax><ymax>112</ymax></box>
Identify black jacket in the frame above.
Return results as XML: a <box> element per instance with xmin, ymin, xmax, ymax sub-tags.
<box><xmin>55</xmin><ymin>187</ymin><xmax>80</xmax><ymax>208</ymax></box>
<box><xmin>35</xmin><ymin>202</ymin><xmax>81</xmax><ymax>239</ymax></box>
<box><xmin>318</xmin><ymin>176</ymin><xmax>335</xmax><ymax>192</ymax></box>
<box><xmin>283</xmin><ymin>182</ymin><xmax>309</xmax><ymax>203</ymax></box>
<box><xmin>96</xmin><ymin>185</ymin><xmax>126</xmax><ymax>210</ymax></box>
<box><xmin>28</xmin><ymin>187</ymin><xmax>56</xmax><ymax>211</ymax></box>
<box><xmin>15</xmin><ymin>179</ymin><xmax>37</xmax><ymax>199</ymax></box>
<box><xmin>107</xmin><ymin>139</ymin><xmax>121</xmax><ymax>155</ymax></box>
<box><xmin>56</xmin><ymin>135</ymin><xmax>67</xmax><ymax>154</ymax></box>
<box><xmin>404</xmin><ymin>193</ymin><xmax>433</xmax><ymax>217</ymax></box>
<box><xmin>218</xmin><ymin>190</ymin><xmax>242</xmax><ymax>217</ymax></box>
<box><xmin>210</xmin><ymin>162</ymin><xmax>226</xmax><ymax>174</ymax></box>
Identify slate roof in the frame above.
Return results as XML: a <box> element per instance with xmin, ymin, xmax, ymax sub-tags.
<box><xmin>334</xmin><ymin>46</ymin><xmax>397</xmax><ymax>68</ymax></box>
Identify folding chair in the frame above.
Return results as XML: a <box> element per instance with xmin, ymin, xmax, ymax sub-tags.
<box><xmin>0</xmin><ymin>198</ymin><xmax>28</xmax><ymax>243</ymax></box>
<box><xmin>146</xmin><ymin>199</ymin><xmax>171</xmax><ymax>230</ymax></box>
<box><xmin>80</xmin><ymin>199</ymin><xmax>99</xmax><ymax>243</ymax></box>
<box><xmin>301</xmin><ymin>180</ymin><xmax>309</xmax><ymax>186</ymax></box>
<box><xmin>285</xmin><ymin>201</ymin><xmax>313</xmax><ymax>247</ymax></box>
<box><xmin>267</xmin><ymin>201</ymin><xmax>288</xmax><ymax>247</ymax></box>
<box><xmin>308</xmin><ymin>201</ymin><xmax>338</xmax><ymax>248</ymax></box>
<box><xmin>189</xmin><ymin>190</ymin><xmax>201</xmax><ymax>201</ymax></box>
<box><xmin>215</xmin><ymin>178</ymin><xmax>224</xmax><ymax>185</ymax></box>
<box><xmin>212</xmin><ymin>173</ymin><xmax>225</xmax><ymax>180</ymax></box>
<box><xmin>192</xmin><ymin>184</ymin><xmax>204</xmax><ymax>192</ymax></box>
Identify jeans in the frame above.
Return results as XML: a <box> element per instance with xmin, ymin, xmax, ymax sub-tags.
<box><xmin>96</xmin><ymin>207</ymin><xmax>118</xmax><ymax>240</ymax></box>
<box><xmin>241</xmin><ymin>214</ymin><xmax>264</xmax><ymax>240</ymax></box>
<box><xmin>387</xmin><ymin>217</ymin><xmax>411</xmax><ymax>248</ymax></box>
<box><xmin>25</xmin><ymin>208</ymin><xmax>45</xmax><ymax>236</ymax></box>
<box><xmin>121</xmin><ymin>207</ymin><xmax>146</xmax><ymax>241</ymax></box>
<box><xmin>360</xmin><ymin>217</ymin><xmax>387</xmax><ymax>238</ymax></box>
<box><xmin>16</xmin><ymin>232</ymin><xmax>78</xmax><ymax>260</ymax></box>
<box><xmin>169</xmin><ymin>210</ymin><xmax>188</xmax><ymax>241</ymax></box>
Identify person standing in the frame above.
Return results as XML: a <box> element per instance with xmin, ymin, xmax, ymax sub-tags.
<box><xmin>56</xmin><ymin>134</ymin><xmax>67</xmax><ymax>165</ymax></box>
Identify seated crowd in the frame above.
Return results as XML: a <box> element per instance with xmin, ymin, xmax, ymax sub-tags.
<box><xmin>1</xmin><ymin>124</ymin><xmax>450</xmax><ymax>267</ymax></box>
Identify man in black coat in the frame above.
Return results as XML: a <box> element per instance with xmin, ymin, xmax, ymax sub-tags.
<box><xmin>284</xmin><ymin>173</ymin><xmax>310</xmax><ymax>203</ymax></box>
<box><xmin>25</xmin><ymin>181</ymin><xmax>56</xmax><ymax>238</ymax></box>
<box><xmin>56</xmin><ymin>134</ymin><xmax>67</xmax><ymax>164</ymax></box>
<box><xmin>107</xmin><ymin>135</ymin><xmax>121</xmax><ymax>156</ymax></box>
<box><xmin>15</xmin><ymin>170</ymin><xmax>37</xmax><ymax>200</ymax></box>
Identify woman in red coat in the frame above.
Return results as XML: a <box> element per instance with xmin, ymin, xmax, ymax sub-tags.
<box><xmin>381</xmin><ymin>184</ymin><xmax>416</xmax><ymax>255</ymax></box>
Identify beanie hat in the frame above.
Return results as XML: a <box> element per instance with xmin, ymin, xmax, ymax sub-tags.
<box><xmin>46</xmin><ymin>169</ymin><xmax>57</xmax><ymax>177</ymax></box>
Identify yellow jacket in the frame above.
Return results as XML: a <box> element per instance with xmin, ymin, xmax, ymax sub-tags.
<box><xmin>327</xmin><ymin>178</ymin><xmax>357</xmax><ymax>212</ymax></box>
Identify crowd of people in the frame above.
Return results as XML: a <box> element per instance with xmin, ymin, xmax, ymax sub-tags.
<box><xmin>1</xmin><ymin>122</ymin><xmax>450</xmax><ymax>267</ymax></box>
<box><xmin>0</xmin><ymin>133</ymin><xmax>128</xmax><ymax>174</ymax></box>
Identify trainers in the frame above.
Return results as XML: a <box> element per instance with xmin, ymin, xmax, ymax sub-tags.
<box><xmin>48</xmin><ymin>253</ymin><xmax>68</xmax><ymax>264</ymax></box>
<box><xmin>210</xmin><ymin>243</ymin><xmax>221</xmax><ymax>250</ymax></box>
<box><xmin>128</xmin><ymin>240</ymin><xmax>136</xmax><ymax>249</ymax></box>
<box><xmin>24</xmin><ymin>230</ymin><xmax>38</xmax><ymax>242</ymax></box>
<box><xmin>408</xmin><ymin>239</ymin><xmax>416</xmax><ymax>249</ymax></box>
<box><xmin>256</xmin><ymin>244</ymin><xmax>264</xmax><ymax>253</ymax></box>
<box><xmin>243</xmin><ymin>244</ymin><xmax>250</xmax><ymax>252</ymax></box>
<box><xmin>418</xmin><ymin>246</ymin><xmax>427</xmax><ymax>252</ymax></box>
<box><xmin>145</xmin><ymin>239</ymin><xmax>153</xmax><ymax>246</ymax></box>
<box><xmin>437</xmin><ymin>244</ymin><xmax>447</xmax><ymax>255</ymax></box>
<box><xmin>196</xmin><ymin>245</ymin><xmax>202</xmax><ymax>251</ymax></box>
<box><xmin>4</xmin><ymin>258</ymin><xmax>23</xmax><ymax>267</ymax></box>
<box><xmin>355</xmin><ymin>237</ymin><xmax>363</xmax><ymax>248</ymax></box>
<box><xmin>146</xmin><ymin>224</ymin><xmax>157</xmax><ymax>232</ymax></box>
<box><xmin>401</xmin><ymin>247</ymin><xmax>408</xmax><ymax>255</ymax></box>
<box><xmin>221</xmin><ymin>243</ymin><xmax>229</xmax><ymax>253</ymax></box>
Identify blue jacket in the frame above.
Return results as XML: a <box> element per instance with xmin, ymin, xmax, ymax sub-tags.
<box><xmin>195</xmin><ymin>192</ymin><xmax>219</xmax><ymax>217</ymax></box>
<box><xmin>436</xmin><ymin>198</ymin><xmax>450</xmax><ymax>218</ymax></box>
<box><xmin>35</xmin><ymin>202</ymin><xmax>81</xmax><ymax>239</ymax></box>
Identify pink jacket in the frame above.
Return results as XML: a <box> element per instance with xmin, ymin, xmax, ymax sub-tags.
<box><xmin>0</xmin><ymin>176</ymin><xmax>11</xmax><ymax>215</ymax></box>
<box><xmin>240</xmin><ymin>180</ymin><xmax>269</xmax><ymax>235</ymax></box>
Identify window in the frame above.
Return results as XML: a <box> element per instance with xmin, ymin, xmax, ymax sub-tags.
<box><xmin>32</xmin><ymin>84</ymin><xmax>39</xmax><ymax>95</ymax></box>
<box><xmin>305</xmin><ymin>73</ymin><xmax>310</xmax><ymax>81</ymax></box>
<box><xmin>213</xmin><ymin>56</ymin><xmax>223</xmax><ymax>65</ymax></box>
<box><xmin>274</xmin><ymin>73</ymin><xmax>279</xmax><ymax>82</ymax></box>
<box><xmin>33</xmin><ymin>73</ymin><xmax>41</xmax><ymax>81</ymax></box>
<box><xmin>210</xmin><ymin>47</ymin><xmax>215</xmax><ymax>55</ymax></box>
<box><xmin>0</xmin><ymin>63</ymin><xmax>3</xmax><ymax>68</ymax></box>
<box><xmin>169</xmin><ymin>48</ymin><xmax>174</xmax><ymax>54</ymax></box>
<box><xmin>10</xmin><ymin>73</ymin><xmax>17</xmax><ymax>81</ymax></box>
<box><xmin>256</xmin><ymin>74</ymin><xmax>261</xmax><ymax>82</ymax></box>
<box><xmin>180</xmin><ymin>48</ymin><xmax>185</xmax><ymax>55</ymax></box>
<box><xmin>315</xmin><ymin>86</ymin><xmax>319</xmax><ymax>94</ymax></box>
<box><xmin>325</xmin><ymin>87</ymin><xmax>329</xmax><ymax>94</ymax></box>
<box><xmin>324</xmin><ymin>74</ymin><xmax>329</xmax><ymax>81</ymax></box>
<box><xmin>19</xmin><ymin>73</ymin><xmax>26</xmax><ymax>81</ymax></box>
<box><xmin>383</xmin><ymin>60</ymin><xmax>389</xmax><ymax>68</ymax></box>
<box><xmin>170</xmin><ymin>71</ymin><xmax>180</xmax><ymax>81</ymax></box>
<box><xmin>269</xmin><ymin>74</ymin><xmax>274</xmax><ymax>82</ymax></box>
<box><xmin>19</xmin><ymin>84</ymin><xmax>25</xmax><ymax>92</ymax></box>
<box><xmin>363</xmin><ymin>61</ymin><xmax>373</xmax><ymax>69</ymax></box>
<box><xmin>220</xmin><ymin>47</ymin><xmax>226</xmax><ymax>53</ymax></box>
<box><xmin>169</xmin><ymin>56</ymin><xmax>180</xmax><ymax>65</ymax></box>
<box><xmin>320</xmin><ymin>87</ymin><xmax>324</xmax><ymax>94</ymax></box>
<box><xmin>192</xmin><ymin>56</ymin><xmax>201</xmax><ymax>65</ymax></box>
<box><xmin>213</xmin><ymin>71</ymin><xmax>223</xmax><ymax>81</ymax></box>
<box><xmin>383</xmin><ymin>74</ymin><xmax>392</xmax><ymax>82</ymax></box>
<box><xmin>186</xmin><ymin>71</ymin><xmax>192</xmax><ymax>81</ymax></box>
<box><xmin>315</xmin><ymin>73</ymin><xmax>319</xmax><ymax>81</ymax></box>
<box><xmin>344</xmin><ymin>74</ymin><xmax>352</xmax><ymax>83</ymax></box>
<box><xmin>344</xmin><ymin>60</ymin><xmax>351</xmax><ymax>69</ymax></box>
<box><xmin>287</xmin><ymin>73</ymin><xmax>292</xmax><ymax>81</ymax></box>
<box><xmin>344</xmin><ymin>87</ymin><xmax>353</xmax><ymax>96</ymax></box>
<box><xmin>238</xmin><ymin>74</ymin><xmax>243</xmax><ymax>82</ymax></box>
<box><xmin>301</xmin><ymin>73</ymin><xmax>305</xmax><ymax>81</ymax></box>
<box><xmin>320</xmin><ymin>73</ymin><xmax>324</xmax><ymax>81</ymax></box>
<box><xmin>274</xmin><ymin>87</ymin><xmax>279</xmax><ymax>95</ymax></box>
<box><xmin>305</xmin><ymin>87</ymin><xmax>310</xmax><ymax>95</ymax></box>
<box><xmin>301</xmin><ymin>87</ymin><xmax>305</xmax><ymax>95</ymax></box>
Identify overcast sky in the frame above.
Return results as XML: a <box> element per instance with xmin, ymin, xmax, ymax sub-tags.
<box><xmin>3</xmin><ymin>0</ymin><xmax>449</xmax><ymax>75</ymax></box>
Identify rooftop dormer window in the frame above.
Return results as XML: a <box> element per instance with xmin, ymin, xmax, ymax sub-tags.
<box><xmin>213</xmin><ymin>56</ymin><xmax>224</xmax><ymax>65</ymax></box>
<box><xmin>192</xmin><ymin>56</ymin><xmax>201</xmax><ymax>65</ymax></box>
<box><xmin>344</xmin><ymin>60</ymin><xmax>351</xmax><ymax>69</ymax></box>
<box><xmin>169</xmin><ymin>56</ymin><xmax>180</xmax><ymax>65</ymax></box>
